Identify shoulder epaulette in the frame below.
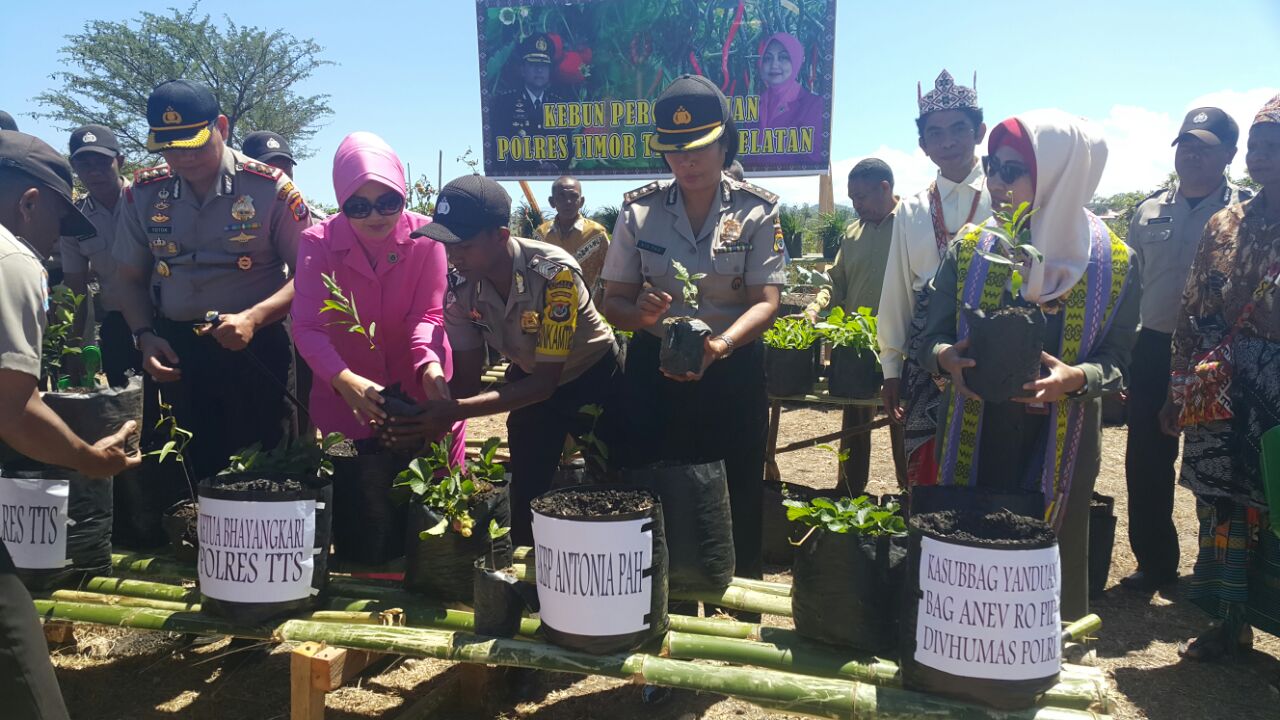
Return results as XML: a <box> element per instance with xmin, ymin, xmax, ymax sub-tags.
<box><xmin>133</xmin><ymin>165</ymin><xmax>172</xmax><ymax>186</ymax></box>
<box><xmin>528</xmin><ymin>253</ymin><xmax>566</xmax><ymax>280</ymax></box>
<box><xmin>623</xmin><ymin>181</ymin><xmax>662</xmax><ymax>205</ymax></box>
<box><xmin>239</xmin><ymin>160</ymin><xmax>282</xmax><ymax>181</ymax></box>
<box><xmin>736</xmin><ymin>181</ymin><xmax>779</xmax><ymax>205</ymax></box>
<box><xmin>1137</xmin><ymin>187</ymin><xmax>1168</xmax><ymax>206</ymax></box>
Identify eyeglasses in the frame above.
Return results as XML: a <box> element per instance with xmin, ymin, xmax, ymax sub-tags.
<box><xmin>982</xmin><ymin>156</ymin><xmax>1032</xmax><ymax>185</ymax></box>
<box><xmin>342</xmin><ymin>191</ymin><xmax>404</xmax><ymax>219</ymax></box>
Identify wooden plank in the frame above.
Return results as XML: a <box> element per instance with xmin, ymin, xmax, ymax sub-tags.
<box><xmin>291</xmin><ymin>642</ymin><xmax>327</xmax><ymax>720</ymax></box>
<box><xmin>457</xmin><ymin>664</ymin><xmax>500</xmax><ymax>713</ymax></box>
<box><xmin>42</xmin><ymin>620</ymin><xmax>75</xmax><ymax>646</ymax></box>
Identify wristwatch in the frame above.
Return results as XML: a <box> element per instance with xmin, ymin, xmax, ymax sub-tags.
<box><xmin>132</xmin><ymin>326</ymin><xmax>155</xmax><ymax>350</ymax></box>
<box><xmin>713</xmin><ymin>332</ymin><xmax>736</xmax><ymax>356</ymax></box>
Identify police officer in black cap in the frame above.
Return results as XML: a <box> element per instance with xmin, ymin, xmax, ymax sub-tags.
<box><xmin>490</xmin><ymin>33</ymin><xmax>573</xmax><ymax>173</ymax></box>
<box><xmin>0</xmin><ymin>129</ymin><xmax>140</xmax><ymax>720</ymax></box>
<box><xmin>602</xmin><ymin>75</ymin><xmax>786</xmax><ymax>598</ymax></box>
<box><xmin>1121</xmin><ymin>106</ymin><xmax>1251</xmax><ymax>592</ymax></box>
<box><xmin>242</xmin><ymin>130</ymin><xmax>296</xmax><ymax>178</ymax></box>
<box><xmin>112</xmin><ymin>80</ymin><xmax>313</xmax><ymax>481</ymax></box>
<box><xmin>59</xmin><ymin>124</ymin><xmax>143</xmax><ymax>387</ymax></box>
<box><xmin>385</xmin><ymin>174</ymin><xmax>620</xmax><ymax>546</ymax></box>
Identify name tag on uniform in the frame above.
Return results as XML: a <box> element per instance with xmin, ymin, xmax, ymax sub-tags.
<box><xmin>1146</xmin><ymin>216</ymin><xmax>1172</xmax><ymax>225</ymax></box>
<box><xmin>636</xmin><ymin>240</ymin><xmax>666</xmax><ymax>254</ymax></box>
<box><xmin>148</xmin><ymin>226</ymin><xmax>173</xmax><ymax>234</ymax></box>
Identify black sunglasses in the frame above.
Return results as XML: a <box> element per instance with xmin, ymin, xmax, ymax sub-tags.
<box><xmin>982</xmin><ymin>156</ymin><xmax>1032</xmax><ymax>185</ymax></box>
<box><xmin>342</xmin><ymin>191</ymin><xmax>404</xmax><ymax>219</ymax></box>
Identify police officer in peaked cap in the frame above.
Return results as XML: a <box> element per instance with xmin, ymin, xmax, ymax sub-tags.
<box><xmin>601</xmin><ymin>74</ymin><xmax>786</xmax><ymax>600</ymax></box>
<box><xmin>112</xmin><ymin>79</ymin><xmax>315</xmax><ymax>482</ymax></box>
<box><xmin>384</xmin><ymin>174</ymin><xmax>620</xmax><ymax>546</ymax></box>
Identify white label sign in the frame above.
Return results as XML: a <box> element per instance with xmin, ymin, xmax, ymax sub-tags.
<box><xmin>197</xmin><ymin>497</ymin><xmax>317</xmax><ymax>603</ymax></box>
<box><xmin>532</xmin><ymin>512</ymin><xmax>653</xmax><ymax>637</ymax></box>
<box><xmin>914</xmin><ymin>536</ymin><xmax>1061</xmax><ymax>681</ymax></box>
<box><xmin>0</xmin><ymin>476</ymin><xmax>69</xmax><ymax>570</ymax></box>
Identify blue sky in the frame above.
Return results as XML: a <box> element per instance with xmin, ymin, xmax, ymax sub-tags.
<box><xmin>3</xmin><ymin>0</ymin><xmax>1278</xmax><ymax>211</ymax></box>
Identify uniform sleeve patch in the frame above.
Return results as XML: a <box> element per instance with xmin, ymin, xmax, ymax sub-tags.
<box><xmin>287</xmin><ymin>189</ymin><xmax>309</xmax><ymax>222</ymax></box>
<box><xmin>536</xmin><ymin>267</ymin><xmax>578</xmax><ymax>359</ymax></box>
<box><xmin>528</xmin><ymin>254</ymin><xmax>564</xmax><ymax>281</ymax></box>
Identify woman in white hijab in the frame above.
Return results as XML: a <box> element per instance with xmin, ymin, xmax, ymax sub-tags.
<box><xmin>915</xmin><ymin>110</ymin><xmax>1142</xmax><ymax>618</ymax></box>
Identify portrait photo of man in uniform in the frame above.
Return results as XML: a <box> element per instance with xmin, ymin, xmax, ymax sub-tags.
<box><xmin>489</xmin><ymin>33</ymin><xmax>573</xmax><ymax>173</ymax></box>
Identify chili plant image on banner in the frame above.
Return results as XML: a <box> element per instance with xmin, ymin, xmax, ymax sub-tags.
<box><xmin>476</xmin><ymin>0</ymin><xmax>837</xmax><ymax>179</ymax></box>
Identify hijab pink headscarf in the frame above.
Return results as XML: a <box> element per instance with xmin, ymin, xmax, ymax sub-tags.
<box><xmin>758</xmin><ymin>32</ymin><xmax>805</xmax><ymax>129</ymax></box>
<box><xmin>332</xmin><ymin>131</ymin><xmax>405</xmax><ymax>205</ymax></box>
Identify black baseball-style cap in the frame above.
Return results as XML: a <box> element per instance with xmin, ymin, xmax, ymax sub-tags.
<box><xmin>241</xmin><ymin>131</ymin><xmax>294</xmax><ymax>163</ymax></box>
<box><xmin>146</xmin><ymin>79</ymin><xmax>221</xmax><ymax>152</ymax></box>
<box><xmin>648</xmin><ymin>74</ymin><xmax>730</xmax><ymax>154</ymax></box>
<box><xmin>69</xmin><ymin>124</ymin><xmax>121</xmax><ymax>160</ymax></box>
<box><xmin>0</xmin><ymin>130</ymin><xmax>96</xmax><ymax>237</ymax></box>
<box><xmin>1173</xmin><ymin>107</ymin><xmax>1239</xmax><ymax>148</ymax></box>
<box><xmin>0</xmin><ymin>111</ymin><xmax>17</xmax><ymax>131</ymax></box>
<box><xmin>410</xmin><ymin>174</ymin><xmax>511</xmax><ymax>244</ymax></box>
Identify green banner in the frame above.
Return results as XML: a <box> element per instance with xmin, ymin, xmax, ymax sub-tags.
<box><xmin>476</xmin><ymin>0</ymin><xmax>836</xmax><ymax>179</ymax></box>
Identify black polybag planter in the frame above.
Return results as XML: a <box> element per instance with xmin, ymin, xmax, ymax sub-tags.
<box><xmin>764</xmin><ymin>345</ymin><xmax>816</xmax><ymax>397</ymax></box>
<box><xmin>624</xmin><ymin>461</ymin><xmax>734</xmax><ymax>590</ymax></box>
<box><xmin>196</xmin><ymin>474</ymin><xmax>333</xmax><ymax>625</ymax></box>
<box><xmin>44</xmin><ymin>378</ymin><xmax>149</xmax><ymax>548</ymax></box>
<box><xmin>162</xmin><ymin>499</ymin><xmax>199</xmax><ymax>563</ymax></box>
<box><xmin>660</xmin><ymin>318</ymin><xmax>711</xmax><ymax>376</ymax></box>
<box><xmin>404</xmin><ymin>480</ymin><xmax>512</xmax><ymax>603</ymax></box>
<box><xmin>2</xmin><ymin>462</ymin><xmax>113</xmax><ymax>591</ymax></box>
<box><xmin>1088</xmin><ymin>493</ymin><xmax>1116</xmax><ymax>599</ymax></box>
<box><xmin>962</xmin><ymin>306</ymin><xmax>1045</xmax><ymax>403</ymax></box>
<box><xmin>329</xmin><ymin>449</ymin><xmax>408</xmax><ymax>566</ymax></box>
<box><xmin>901</xmin><ymin>510</ymin><xmax>1061</xmax><ymax>710</ymax></box>
<box><xmin>531</xmin><ymin>486</ymin><xmax>669</xmax><ymax>655</ymax></box>
<box><xmin>827</xmin><ymin>345</ymin><xmax>881</xmax><ymax>399</ymax></box>
<box><xmin>793</xmin><ymin>530</ymin><xmax>907</xmax><ymax>652</ymax></box>
<box><xmin>473</xmin><ymin>557</ymin><xmax>539</xmax><ymax>637</ymax></box>
<box><xmin>762</xmin><ymin>481</ymin><xmax>843</xmax><ymax>566</ymax></box>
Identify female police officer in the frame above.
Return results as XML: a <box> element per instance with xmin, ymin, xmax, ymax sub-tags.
<box><xmin>601</xmin><ymin>74</ymin><xmax>785</xmax><ymax>590</ymax></box>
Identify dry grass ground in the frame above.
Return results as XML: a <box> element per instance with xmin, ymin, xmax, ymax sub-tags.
<box><xmin>50</xmin><ymin>407</ymin><xmax>1280</xmax><ymax>719</ymax></box>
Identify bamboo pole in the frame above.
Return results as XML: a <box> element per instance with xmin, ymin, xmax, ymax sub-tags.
<box><xmin>41</xmin><ymin>590</ymin><xmax>1107</xmax><ymax>712</ymax></box>
<box><xmin>274</xmin><ymin>620</ymin><xmax>1105</xmax><ymax>720</ymax></box>
<box><xmin>49</xmin><ymin>590</ymin><xmax>196</xmax><ymax>613</ymax></box>
<box><xmin>110</xmin><ymin>552</ymin><xmax>192</xmax><ymax>579</ymax></box>
<box><xmin>509</xmin><ymin>563</ymin><xmax>793</xmax><ymax>617</ymax></box>
<box><xmin>32</xmin><ymin>599</ymin><xmax>271</xmax><ymax>638</ymax></box>
<box><xmin>84</xmin><ymin>576</ymin><xmax>197</xmax><ymax>603</ymax></box>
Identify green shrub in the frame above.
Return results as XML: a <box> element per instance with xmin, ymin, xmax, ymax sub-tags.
<box><xmin>762</xmin><ymin>315</ymin><xmax>819</xmax><ymax>350</ymax></box>
<box><xmin>816</xmin><ymin>306</ymin><xmax>877</xmax><ymax>351</ymax></box>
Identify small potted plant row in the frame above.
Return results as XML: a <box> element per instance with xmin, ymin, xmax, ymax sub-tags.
<box><xmin>762</xmin><ymin>316</ymin><xmax>820</xmax><ymax>397</ymax></box>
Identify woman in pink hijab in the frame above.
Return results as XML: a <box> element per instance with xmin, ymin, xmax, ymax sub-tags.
<box><xmin>292</xmin><ymin>131</ymin><xmax>463</xmax><ymax>463</ymax></box>
<box><xmin>757</xmin><ymin>32</ymin><xmax>823</xmax><ymax>136</ymax></box>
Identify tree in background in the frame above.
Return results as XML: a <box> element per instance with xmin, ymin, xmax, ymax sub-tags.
<box><xmin>32</xmin><ymin>3</ymin><xmax>333</xmax><ymax>160</ymax></box>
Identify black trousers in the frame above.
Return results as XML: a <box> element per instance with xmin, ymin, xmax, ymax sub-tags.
<box><xmin>0</xmin><ymin>545</ymin><xmax>69</xmax><ymax>720</ymax></box>
<box><xmin>154</xmin><ymin>318</ymin><xmax>295</xmax><ymax>483</ymax></box>
<box><xmin>622</xmin><ymin>332</ymin><xmax>767</xmax><ymax>580</ymax></box>
<box><xmin>99</xmin><ymin>311</ymin><xmax>142</xmax><ymax>389</ymax></box>
<box><xmin>839</xmin><ymin>406</ymin><xmax>906</xmax><ymax>494</ymax></box>
<box><xmin>1124</xmin><ymin>328</ymin><xmax>1180</xmax><ymax>578</ymax></box>
<box><xmin>506</xmin><ymin>350</ymin><xmax>622</xmax><ymax>547</ymax></box>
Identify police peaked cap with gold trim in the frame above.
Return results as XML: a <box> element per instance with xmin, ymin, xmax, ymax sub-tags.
<box><xmin>648</xmin><ymin>74</ymin><xmax>730</xmax><ymax>154</ymax></box>
<box><xmin>520</xmin><ymin>33</ymin><xmax>554</xmax><ymax>64</ymax></box>
<box><xmin>917</xmin><ymin>70</ymin><xmax>979</xmax><ymax>116</ymax></box>
<box><xmin>145</xmin><ymin>80</ymin><xmax>221</xmax><ymax>152</ymax></box>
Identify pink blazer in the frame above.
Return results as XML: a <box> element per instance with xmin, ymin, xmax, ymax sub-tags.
<box><xmin>292</xmin><ymin>210</ymin><xmax>464</xmax><ymax>461</ymax></box>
